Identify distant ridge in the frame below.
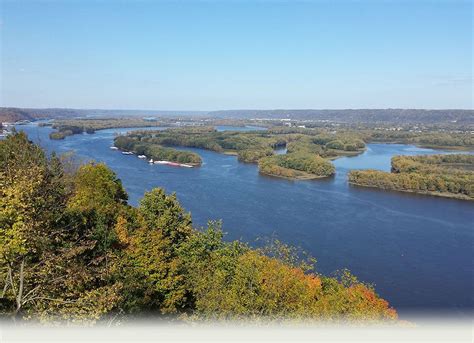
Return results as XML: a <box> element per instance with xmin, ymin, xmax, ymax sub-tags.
<box><xmin>0</xmin><ymin>107</ymin><xmax>207</xmax><ymax>122</ymax></box>
<box><xmin>1</xmin><ymin>107</ymin><xmax>473</xmax><ymax>125</ymax></box>
<box><xmin>207</xmin><ymin>109</ymin><xmax>474</xmax><ymax>124</ymax></box>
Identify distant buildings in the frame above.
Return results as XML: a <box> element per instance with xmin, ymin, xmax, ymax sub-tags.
<box><xmin>0</xmin><ymin>124</ymin><xmax>11</xmax><ymax>137</ymax></box>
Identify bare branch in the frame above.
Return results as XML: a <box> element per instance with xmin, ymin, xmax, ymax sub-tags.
<box><xmin>16</xmin><ymin>259</ymin><xmax>25</xmax><ymax>312</ymax></box>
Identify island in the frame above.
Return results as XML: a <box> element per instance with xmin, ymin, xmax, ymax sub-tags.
<box><xmin>113</xmin><ymin>127</ymin><xmax>366</xmax><ymax>179</ymax></box>
<box><xmin>44</xmin><ymin>114</ymin><xmax>474</xmax><ymax>152</ymax></box>
<box><xmin>114</xmin><ymin>135</ymin><xmax>202</xmax><ymax>166</ymax></box>
<box><xmin>362</xmin><ymin>130</ymin><xmax>474</xmax><ymax>151</ymax></box>
<box><xmin>348</xmin><ymin>154</ymin><xmax>474</xmax><ymax>200</ymax></box>
<box><xmin>48</xmin><ymin>118</ymin><xmax>174</xmax><ymax>139</ymax></box>
<box><xmin>259</xmin><ymin>153</ymin><xmax>335</xmax><ymax>179</ymax></box>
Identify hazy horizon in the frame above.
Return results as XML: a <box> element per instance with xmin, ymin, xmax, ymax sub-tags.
<box><xmin>2</xmin><ymin>106</ymin><xmax>473</xmax><ymax>112</ymax></box>
<box><xmin>1</xmin><ymin>1</ymin><xmax>472</xmax><ymax>109</ymax></box>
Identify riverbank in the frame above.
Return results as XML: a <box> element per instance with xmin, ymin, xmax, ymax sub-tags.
<box><xmin>348</xmin><ymin>154</ymin><xmax>474</xmax><ymax>201</ymax></box>
<box><xmin>259</xmin><ymin>168</ymin><xmax>333</xmax><ymax>180</ymax></box>
<box><xmin>114</xmin><ymin>135</ymin><xmax>202</xmax><ymax>166</ymax></box>
<box><xmin>367</xmin><ymin>140</ymin><xmax>474</xmax><ymax>152</ymax></box>
<box><xmin>348</xmin><ymin>181</ymin><xmax>474</xmax><ymax>201</ymax></box>
<box><xmin>326</xmin><ymin>148</ymin><xmax>366</xmax><ymax>160</ymax></box>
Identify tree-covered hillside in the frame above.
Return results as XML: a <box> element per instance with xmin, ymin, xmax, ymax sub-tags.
<box><xmin>0</xmin><ymin>132</ymin><xmax>397</xmax><ymax>323</ymax></box>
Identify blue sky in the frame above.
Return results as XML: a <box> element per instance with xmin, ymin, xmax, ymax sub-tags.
<box><xmin>0</xmin><ymin>0</ymin><xmax>472</xmax><ymax>110</ymax></box>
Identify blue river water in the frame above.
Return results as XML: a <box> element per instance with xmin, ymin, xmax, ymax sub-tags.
<box><xmin>14</xmin><ymin>124</ymin><xmax>474</xmax><ymax>318</ymax></box>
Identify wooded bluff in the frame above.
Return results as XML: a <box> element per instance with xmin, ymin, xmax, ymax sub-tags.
<box><xmin>0</xmin><ymin>132</ymin><xmax>397</xmax><ymax>323</ymax></box>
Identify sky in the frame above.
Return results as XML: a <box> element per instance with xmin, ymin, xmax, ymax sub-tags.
<box><xmin>0</xmin><ymin>0</ymin><xmax>472</xmax><ymax>110</ymax></box>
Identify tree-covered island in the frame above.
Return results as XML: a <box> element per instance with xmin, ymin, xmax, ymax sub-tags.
<box><xmin>114</xmin><ymin>135</ymin><xmax>202</xmax><ymax>165</ymax></box>
<box><xmin>348</xmin><ymin>154</ymin><xmax>474</xmax><ymax>200</ymax></box>
<box><xmin>48</xmin><ymin>118</ymin><xmax>173</xmax><ymax>140</ymax></box>
<box><xmin>47</xmin><ymin>117</ymin><xmax>473</xmax><ymax>151</ymax></box>
<box><xmin>113</xmin><ymin>127</ymin><xmax>366</xmax><ymax>179</ymax></box>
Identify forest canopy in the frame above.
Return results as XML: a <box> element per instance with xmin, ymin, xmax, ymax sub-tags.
<box><xmin>348</xmin><ymin>154</ymin><xmax>474</xmax><ymax>200</ymax></box>
<box><xmin>113</xmin><ymin>127</ymin><xmax>365</xmax><ymax>179</ymax></box>
<box><xmin>259</xmin><ymin>153</ymin><xmax>335</xmax><ymax>179</ymax></box>
<box><xmin>114</xmin><ymin>135</ymin><xmax>202</xmax><ymax>165</ymax></box>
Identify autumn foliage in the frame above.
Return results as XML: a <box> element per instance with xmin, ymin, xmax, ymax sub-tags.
<box><xmin>348</xmin><ymin>154</ymin><xmax>474</xmax><ymax>200</ymax></box>
<box><xmin>0</xmin><ymin>132</ymin><xmax>397</xmax><ymax>323</ymax></box>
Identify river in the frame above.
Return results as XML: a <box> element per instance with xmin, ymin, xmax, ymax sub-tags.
<box><xmin>14</xmin><ymin>123</ymin><xmax>474</xmax><ymax>318</ymax></box>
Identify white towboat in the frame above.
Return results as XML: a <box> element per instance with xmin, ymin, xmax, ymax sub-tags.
<box><xmin>148</xmin><ymin>159</ymin><xmax>154</xmax><ymax>164</ymax></box>
<box><xmin>152</xmin><ymin>160</ymin><xmax>194</xmax><ymax>168</ymax></box>
<box><xmin>138</xmin><ymin>155</ymin><xmax>147</xmax><ymax>159</ymax></box>
<box><xmin>122</xmin><ymin>151</ymin><xmax>134</xmax><ymax>155</ymax></box>
<box><xmin>110</xmin><ymin>146</ymin><xmax>119</xmax><ymax>150</ymax></box>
